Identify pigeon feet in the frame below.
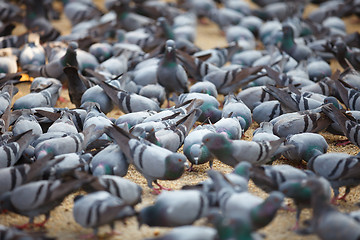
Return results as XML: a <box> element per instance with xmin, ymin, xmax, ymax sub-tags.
<box><xmin>336</xmin><ymin>139</ymin><xmax>351</xmax><ymax>146</ymax></box>
<box><xmin>58</xmin><ymin>96</ymin><xmax>69</xmax><ymax>103</ymax></box>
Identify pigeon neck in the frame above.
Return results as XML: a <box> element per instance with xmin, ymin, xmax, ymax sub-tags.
<box><xmin>304</xmin><ymin>147</ymin><xmax>324</xmax><ymax>163</ymax></box>
<box><xmin>162</xmin><ymin>48</ymin><xmax>177</xmax><ymax>67</ymax></box>
<box><xmin>281</xmin><ymin>31</ymin><xmax>295</xmax><ymax>51</ymax></box>
<box><xmin>250</xmin><ymin>199</ymin><xmax>279</xmax><ymax>229</ymax></box>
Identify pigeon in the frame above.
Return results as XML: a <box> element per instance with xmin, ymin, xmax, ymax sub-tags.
<box><xmin>147</xmin><ymin>109</ymin><xmax>202</xmax><ymax>152</ymax></box>
<box><xmin>0</xmin><ymin>130</ymin><xmax>34</xmax><ymax>168</ymax></box>
<box><xmin>81</xmin><ymin>85</ymin><xmax>114</xmax><ymax>114</ymax></box>
<box><xmin>73</xmin><ymin>191</ymin><xmax>135</xmax><ymax>236</ymax></box>
<box><xmin>0</xmin><ymin>154</ymin><xmax>63</xmax><ymax>195</ymax></box>
<box><xmin>138</xmin><ymin>189</ymin><xmax>209</xmax><ymax>227</ymax></box>
<box><xmin>295</xmin><ymin>177</ymin><xmax>360</xmax><ymax>240</ymax></box>
<box><xmin>89</xmin><ymin>42</ymin><xmax>113</xmax><ymax>63</ymax></box>
<box><xmin>13</xmin><ymin>82</ymin><xmax>62</xmax><ymax>110</ymax></box>
<box><xmin>203</xmin><ymin>65</ymin><xmax>264</xmax><ymax>95</ymax></box>
<box><xmin>0</xmin><ymin>84</ymin><xmax>18</xmax><ymax>115</ymax></box>
<box><xmin>283</xmin><ymin>133</ymin><xmax>328</xmax><ymax>164</ymax></box>
<box><xmin>214</xmin><ymin>117</ymin><xmax>242</xmax><ymax>140</ymax></box>
<box><xmin>221</xmin><ymin>94</ymin><xmax>252</xmax><ymax>132</ymax></box>
<box><xmin>34</xmin><ymin>124</ymin><xmax>102</xmax><ymax>159</ymax></box>
<box><xmin>280</xmin><ymin>24</ymin><xmax>312</xmax><ymax>62</ymax></box>
<box><xmin>85</xmin><ymin>69</ymin><xmax>160</xmax><ymax>113</ymax></box>
<box><xmin>271</xmin><ymin>110</ymin><xmax>332</xmax><ymax>138</ymax></box>
<box><xmin>237</xmin><ymin>86</ymin><xmax>272</xmax><ymax>111</ymax></box>
<box><xmin>88</xmin><ymin>175</ymin><xmax>142</xmax><ymax>206</ymax></box>
<box><xmin>0</xmin><ymin>176</ymin><xmax>93</xmax><ymax>228</ymax></box>
<box><xmin>183</xmin><ymin>124</ymin><xmax>216</xmax><ymax>169</ymax></box>
<box><xmin>307</xmin><ymin>152</ymin><xmax>360</xmax><ymax>201</ymax></box>
<box><xmin>12</xmin><ymin>109</ymin><xmax>43</xmax><ymax>139</ymax></box>
<box><xmin>209</xmin><ymin>170</ymin><xmax>285</xmax><ymax>230</ymax></box>
<box><xmin>279</xmin><ymin>177</ymin><xmax>332</xmax><ymax>230</ymax></box>
<box><xmin>24</xmin><ymin>41</ymin><xmax>78</xmax><ymax>82</ymax></box>
<box><xmin>106</xmin><ymin>124</ymin><xmax>188</xmax><ymax>193</ymax></box>
<box><xmin>157</xmin><ymin>39</ymin><xmax>189</xmax><ymax>100</ymax></box>
<box><xmin>322</xmin><ymin>103</ymin><xmax>360</xmax><ymax>147</ymax></box>
<box><xmin>115</xmin><ymin>111</ymin><xmax>157</xmax><ymax>129</ymax></box>
<box><xmin>0</xmin><ymin>224</ymin><xmax>54</xmax><ymax>240</ymax></box>
<box><xmin>252</xmin><ymin>122</ymin><xmax>280</xmax><ymax>142</ymax></box>
<box><xmin>46</xmin><ymin>111</ymin><xmax>78</xmax><ymax>134</ymax></box>
<box><xmin>333</xmin><ymin>77</ymin><xmax>360</xmax><ymax>111</ymax></box>
<box><xmin>177</xmin><ymin>92</ymin><xmax>222</xmax><ymax>123</ymax></box>
<box><xmin>189</xmin><ymin>81</ymin><xmax>218</xmax><ymax>98</ymax></box>
<box><xmin>90</xmin><ymin>143</ymin><xmax>129</xmax><ymax>177</ymax></box>
<box><xmin>19</xmin><ymin>34</ymin><xmax>46</xmax><ymax>68</ymax></box>
<box><xmin>252</xmin><ymin>100</ymin><xmax>283</xmax><ymax>124</ymax></box>
<box><xmin>250</xmin><ymin>164</ymin><xmax>315</xmax><ymax>193</ymax></box>
<box><xmin>138</xmin><ymin>84</ymin><xmax>166</xmax><ymax>106</ymax></box>
<box><xmin>145</xmin><ymin>226</ymin><xmax>217</xmax><ymax>240</ymax></box>
<box><xmin>202</xmin><ymin>132</ymin><xmax>288</xmax><ymax>166</ymax></box>
<box><xmin>63</xmin><ymin>66</ymin><xmax>88</xmax><ymax>108</ymax></box>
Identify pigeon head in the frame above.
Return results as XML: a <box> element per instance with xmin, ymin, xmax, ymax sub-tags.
<box><xmin>92</xmin><ymin>164</ymin><xmax>113</xmax><ymax>176</ymax></box>
<box><xmin>138</xmin><ymin>204</ymin><xmax>164</xmax><ymax>227</ymax></box>
<box><xmin>233</xmin><ymin>161</ymin><xmax>252</xmax><ymax>179</ymax></box>
<box><xmin>202</xmin><ymin>133</ymin><xmax>231</xmax><ymax>153</ymax></box>
<box><xmin>164</xmin><ymin>153</ymin><xmax>188</xmax><ymax>180</ymax></box>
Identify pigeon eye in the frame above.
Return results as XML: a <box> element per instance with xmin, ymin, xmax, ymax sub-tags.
<box><xmin>178</xmin><ymin>159</ymin><xmax>182</xmax><ymax>162</ymax></box>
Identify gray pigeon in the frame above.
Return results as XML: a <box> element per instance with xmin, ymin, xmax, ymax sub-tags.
<box><xmin>252</xmin><ymin>100</ymin><xmax>283</xmax><ymax>124</ymax></box>
<box><xmin>86</xmin><ymin>69</ymin><xmax>160</xmax><ymax>113</ymax></box>
<box><xmin>183</xmin><ymin>124</ymin><xmax>216</xmax><ymax>169</ymax></box>
<box><xmin>157</xmin><ymin>39</ymin><xmax>189</xmax><ymax>100</ymax></box>
<box><xmin>222</xmin><ymin>94</ymin><xmax>252</xmax><ymax>132</ymax></box>
<box><xmin>322</xmin><ymin>103</ymin><xmax>360</xmax><ymax>147</ymax></box>
<box><xmin>0</xmin><ymin>130</ymin><xmax>33</xmax><ymax>168</ymax></box>
<box><xmin>13</xmin><ymin>82</ymin><xmax>62</xmax><ymax>110</ymax></box>
<box><xmin>81</xmin><ymin>85</ymin><xmax>114</xmax><ymax>114</ymax></box>
<box><xmin>47</xmin><ymin>110</ymin><xmax>78</xmax><ymax>134</ymax></box>
<box><xmin>307</xmin><ymin>152</ymin><xmax>360</xmax><ymax>202</ymax></box>
<box><xmin>214</xmin><ymin>117</ymin><xmax>243</xmax><ymax>140</ymax></box>
<box><xmin>88</xmin><ymin>175</ymin><xmax>142</xmax><ymax>206</ymax></box>
<box><xmin>0</xmin><ymin>176</ymin><xmax>93</xmax><ymax>228</ymax></box>
<box><xmin>90</xmin><ymin>143</ymin><xmax>129</xmax><ymax>177</ymax></box>
<box><xmin>250</xmin><ymin>164</ymin><xmax>315</xmax><ymax>193</ymax></box>
<box><xmin>252</xmin><ymin>122</ymin><xmax>280</xmax><ymax>142</ymax></box>
<box><xmin>73</xmin><ymin>191</ymin><xmax>135</xmax><ymax>236</ymax></box>
<box><xmin>283</xmin><ymin>133</ymin><xmax>328</xmax><ymax>164</ymax></box>
<box><xmin>138</xmin><ymin>189</ymin><xmax>209</xmax><ymax>227</ymax></box>
<box><xmin>296</xmin><ymin>177</ymin><xmax>360</xmax><ymax>240</ymax></box>
<box><xmin>202</xmin><ymin>132</ymin><xmax>289</xmax><ymax>166</ymax></box>
<box><xmin>25</xmin><ymin>41</ymin><xmax>78</xmax><ymax>83</ymax></box>
<box><xmin>106</xmin><ymin>124</ymin><xmax>188</xmax><ymax>193</ymax></box>
<box><xmin>0</xmin><ymin>84</ymin><xmax>18</xmax><ymax>115</ymax></box>
<box><xmin>34</xmin><ymin>125</ymin><xmax>102</xmax><ymax>159</ymax></box>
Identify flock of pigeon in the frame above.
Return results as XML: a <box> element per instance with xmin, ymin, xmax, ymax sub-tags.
<box><xmin>1</xmin><ymin>0</ymin><xmax>360</xmax><ymax>239</ymax></box>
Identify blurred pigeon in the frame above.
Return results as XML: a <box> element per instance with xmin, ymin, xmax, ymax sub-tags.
<box><xmin>90</xmin><ymin>143</ymin><xmax>129</xmax><ymax>177</ymax></box>
<box><xmin>73</xmin><ymin>191</ymin><xmax>135</xmax><ymax>236</ymax></box>
<box><xmin>138</xmin><ymin>189</ymin><xmax>209</xmax><ymax>227</ymax></box>
<box><xmin>0</xmin><ymin>84</ymin><xmax>17</xmax><ymax>115</ymax></box>
<box><xmin>214</xmin><ymin>117</ymin><xmax>242</xmax><ymax>140</ymax></box>
<box><xmin>252</xmin><ymin>100</ymin><xmax>283</xmax><ymax>124</ymax></box>
<box><xmin>86</xmin><ymin>69</ymin><xmax>160</xmax><ymax>113</ymax></box>
<box><xmin>189</xmin><ymin>81</ymin><xmax>218</xmax><ymax>98</ymax></box>
<box><xmin>202</xmin><ymin>132</ymin><xmax>289</xmax><ymax>166</ymax></box>
<box><xmin>88</xmin><ymin>175</ymin><xmax>142</xmax><ymax>206</ymax></box>
<box><xmin>222</xmin><ymin>94</ymin><xmax>252</xmax><ymax>132</ymax></box>
<box><xmin>283</xmin><ymin>133</ymin><xmax>328</xmax><ymax>164</ymax></box>
<box><xmin>0</xmin><ymin>130</ymin><xmax>33</xmax><ymax>168</ymax></box>
<box><xmin>47</xmin><ymin>111</ymin><xmax>78</xmax><ymax>134</ymax></box>
<box><xmin>307</xmin><ymin>152</ymin><xmax>360</xmax><ymax>201</ymax></box>
<box><xmin>63</xmin><ymin>66</ymin><xmax>88</xmax><ymax>108</ymax></box>
<box><xmin>0</xmin><ymin>176</ymin><xmax>92</xmax><ymax>228</ymax></box>
<box><xmin>296</xmin><ymin>177</ymin><xmax>360</xmax><ymax>240</ymax></box>
<box><xmin>252</xmin><ymin>122</ymin><xmax>280</xmax><ymax>142</ymax></box>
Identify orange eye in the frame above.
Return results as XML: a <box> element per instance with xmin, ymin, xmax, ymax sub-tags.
<box><xmin>178</xmin><ymin>159</ymin><xmax>182</xmax><ymax>162</ymax></box>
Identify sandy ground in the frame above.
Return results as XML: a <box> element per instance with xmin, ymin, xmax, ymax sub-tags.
<box><xmin>1</xmin><ymin>1</ymin><xmax>360</xmax><ymax>240</ymax></box>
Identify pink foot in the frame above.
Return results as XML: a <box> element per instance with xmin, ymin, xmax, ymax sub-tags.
<box><xmin>336</xmin><ymin>139</ymin><xmax>351</xmax><ymax>146</ymax></box>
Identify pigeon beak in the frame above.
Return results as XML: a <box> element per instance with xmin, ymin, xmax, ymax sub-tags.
<box><xmin>193</xmin><ymin>157</ymin><xmax>199</xmax><ymax>165</ymax></box>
